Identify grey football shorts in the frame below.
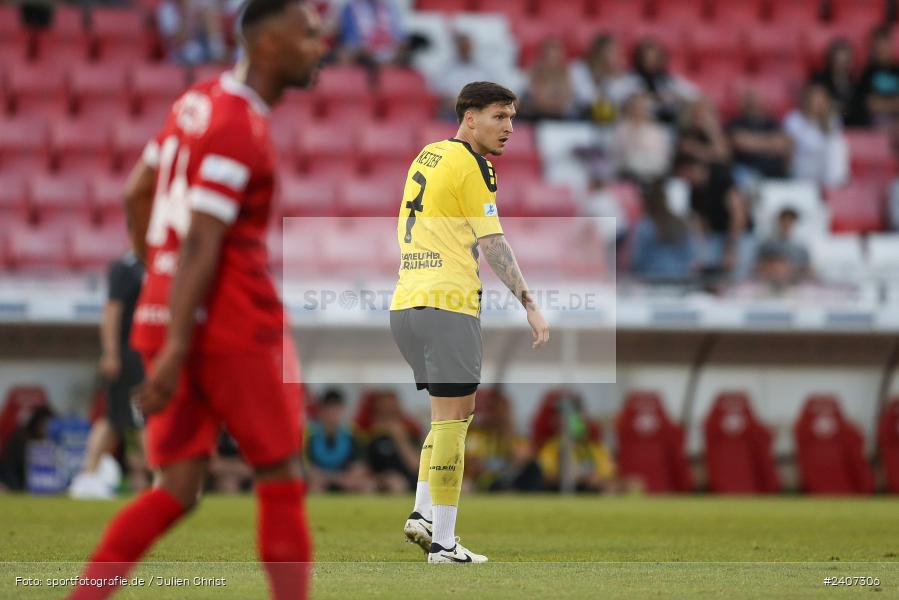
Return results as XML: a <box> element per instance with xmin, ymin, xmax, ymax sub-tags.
<box><xmin>389</xmin><ymin>306</ymin><xmax>482</xmax><ymax>397</ymax></box>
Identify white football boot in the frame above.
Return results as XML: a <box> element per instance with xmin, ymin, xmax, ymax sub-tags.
<box><xmin>427</xmin><ymin>538</ymin><xmax>488</xmax><ymax>564</ymax></box>
<box><xmin>403</xmin><ymin>511</ymin><xmax>433</xmax><ymax>553</ymax></box>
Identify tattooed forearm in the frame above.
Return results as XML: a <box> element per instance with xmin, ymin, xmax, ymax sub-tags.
<box><xmin>479</xmin><ymin>234</ymin><xmax>535</xmax><ymax>309</ymax></box>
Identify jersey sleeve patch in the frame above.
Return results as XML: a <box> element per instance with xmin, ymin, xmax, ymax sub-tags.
<box><xmin>198</xmin><ymin>154</ymin><xmax>251</xmax><ymax>192</ymax></box>
<box><xmin>483</xmin><ymin>203</ymin><xmax>498</xmax><ymax>217</ymax></box>
<box><xmin>190</xmin><ymin>186</ymin><xmax>239</xmax><ymax>225</ymax></box>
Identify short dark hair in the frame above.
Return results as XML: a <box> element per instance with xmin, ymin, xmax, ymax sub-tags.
<box><xmin>455</xmin><ymin>81</ymin><xmax>517</xmax><ymax>123</ymax></box>
<box><xmin>239</xmin><ymin>0</ymin><xmax>301</xmax><ymax>34</ymax></box>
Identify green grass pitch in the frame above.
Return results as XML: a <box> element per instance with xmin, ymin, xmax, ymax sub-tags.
<box><xmin>1</xmin><ymin>494</ymin><xmax>898</xmax><ymax>599</ymax></box>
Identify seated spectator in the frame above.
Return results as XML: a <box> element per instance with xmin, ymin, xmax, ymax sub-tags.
<box><xmin>813</xmin><ymin>39</ymin><xmax>858</xmax><ymax>124</ymax></box>
<box><xmin>852</xmin><ymin>27</ymin><xmax>899</xmax><ymax>127</ymax></box>
<box><xmin>306</xmin><ymin>389</ymin><xmax>374</xmax><ymax>494</ymax></box>
<box><xmin>569</xmin><ymin>33</ymin><xmax>631</xmax><ymax>124</ymax></box>
<box><xmin>434</xmin><ymin>32</ymin><xmax>496</xmax><ymax>119</ymax></box>
<box><xmin>336</xmin><ymin>0</ymin><xmax>406</xmax><ymax>67</ymax></box>
<box><xmin>613</xmin><ymin>92</ymin><xmax>673</xmax><ymax>182</ymax></box>
<box><xmin>208</xmin><ymin>432</ymin><xmax>253</xmax><ymax>494</ymax></box>
<box><xmin>621</xmin><ymin>38</ymin><xmax>698</xmax><ymax>123</ymax></box>
<box><xmin>755</xmin><ymin>207</ymin><xmax>811</xmax><ymax>289</ymax></box>
<box><xmin>465</xmin><ymin>389</ymin><xmax>543</xmax><ymax>493</ymax></box>
<box><xmin>630</xmin><ymin>181</ymin><xmax>697</xmax><ymax>281</ymax></box>
<box><xmin>675</xmin><ymin>155</ymin><xmax>755</xmax><ymax>280</ymax></box>
<box><xmin>364</xmin><ymin>390</ymin><xmax>420</xmax><ymax>493</ymax></box>
<box><xmin>783</xmin><ymin>84</ymin><xmax>849</xmax><ymax>187</ymax></box>
<box><xmin>0</xmin><ymin>406</ymin><xmax>54</xmax><ymax>493</ymax></box>
<box><xmin>519</xmin><ymin>38</ymin><xmax>578</xmax><ymax>120</ymax></box>
<box><xmin>157</xmin><ymin>0</ymin><xmax>227</xmax><ymax>66</ymax></box>
<box><xmin>535</xmin><ymin>398</ymin><xmax>619</xmax><ymax>493</ymax></box>
<box><xmin>728</xmin><ymin>88</ymin><xmax>792</xmax><ymax>188</ymax></box>
<box><xmin>677</xmin><ymin>98</ymin><xmax>731</xmax><ymax>167</ymax></box>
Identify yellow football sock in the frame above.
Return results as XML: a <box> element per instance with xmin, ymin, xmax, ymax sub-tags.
<box><xmin>428</xmin><ymin>416</ymin><xmax>472</xmax><ymax>506</ymax></box>
<box><xmin>418</xmin><ymin>429</ymin><xmax>433</xmax><ymax>482</ymax></box>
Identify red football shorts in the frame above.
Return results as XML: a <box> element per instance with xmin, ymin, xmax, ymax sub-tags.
<box><xmin>141</xmin><ymin>343</ymin><xmax>302</xmax><ymax>469</ymax></box>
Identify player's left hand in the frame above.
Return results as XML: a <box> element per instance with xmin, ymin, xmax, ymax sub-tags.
<box><xmin>133</xmin><ymin>342</ymin><xmax>186</xmax><ymax>416</ymax></box>
<box><xmin>527</xmin><ymin>307</ymin><xmax>550</xmax><ymax>349</ymax></box>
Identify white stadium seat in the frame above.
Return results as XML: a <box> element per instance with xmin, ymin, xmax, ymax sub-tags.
<box><xmin>754</xmin><ymin>179</ymin><xmax>828</xmax><ymax>244</ymax></box>
<box><xmin>810</xmin><ymin>234</ymin><xmax>865</xmax><ymax>283</ymax></box>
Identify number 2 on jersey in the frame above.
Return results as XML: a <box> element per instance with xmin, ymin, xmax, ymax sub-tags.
<box><xmin>403</xmin><ymin>171</ymin><xmax>427</xmax><ymax>243</ymax></box>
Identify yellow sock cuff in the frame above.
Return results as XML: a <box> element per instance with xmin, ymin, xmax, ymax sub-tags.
<box><xmin>417</xmin><ymin>429</ymin><xmax>434</xmax><ymax>482</ymax></box>
<box><xmin>428</xmin><ymin>418</ymin><xmax>470</xmax><ymax>506</ymax></box>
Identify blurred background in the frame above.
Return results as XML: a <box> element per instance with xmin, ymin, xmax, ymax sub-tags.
<box><xmin>2</xmin><ymin>0</ymin><xmax>899</xmax><ymax>500</ymax></box>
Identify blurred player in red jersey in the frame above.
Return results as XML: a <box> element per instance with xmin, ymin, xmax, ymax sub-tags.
<box><xmin>68</xmin><ymin>2</ymin><xmax>325</xmax><ymax>599</ymax></box>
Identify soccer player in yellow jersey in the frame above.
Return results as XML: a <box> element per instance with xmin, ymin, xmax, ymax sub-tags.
<box><xmin>390</xmin><ymin>82</ymin><xmax>550</xmax><ymax>564</ymax></box>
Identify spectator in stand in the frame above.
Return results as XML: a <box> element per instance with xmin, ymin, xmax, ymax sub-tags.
<box><xmin>569</xmin><ymin>33</ymin><xmax>631</xmax><ymax>124</ymax></box>
<box><xmin>675</xmin><ymin>154</ymin><xmax>755</xmax><ymax>280</ymax></box>
<box><xmin>612</xmin><ymin>92</ymin><xmax>673</xmax><ymax>182</ymax></box>
<box><xmin>621</xmin><ymin>38</ymin><xmax>698</xmax><ymax>123</ymax></box>
<box><xmin>464</xmin><ymin>389</ymin><xmax>543</xmax><ymax>493</ymax></box>
<box><xmin>157</xmin><ymin>0</ymin><xmax>228</xmax><ymax>65</ymax></box>
<box><xmin>783</xmin><ymin>84</ymin><xmax>849</xmax><ymax>187</ymax></box>
<box><xmin>336</xmin><ymin>0</ymin><xmax>406</xmax><ymax>67</ymax></box>
<box><xmin>755</xmin><ymin>207</ymin><xmax>812</xmax><ymax>289</ymax></box>
<box><xmin>630</xmin><ymin>181</ymin><xmax>697</xmax><ymax>281</ymax></box>
<box><xmin>728</xmin><ymin>88</ymin><xmax>792</xmax><ymax>189</ymax></box>
<box><xmin>364</xmin><ymin>390</ymin><xmax>421</xmax><ymax>493</ymax></box>
<box><xmin>306</xmin><ymin>389</ymin><xmax>374</xmax><ymax>494</ymax></box>
<box><xmin>852</xmin><ymin>27</ymin><xmax>899</xmax><ymax>127</ymax></box>
<box><xmin>677</xmin><ymin>97</ymin><xmax>731</xmax><ymax>167</ymax></box>
<box><xmin>0</xmin><ymin>406</ymin><xmax>54</xmax><ymax>493</ymax></box>
<box><xmin>433</xmin><ymin>32</ymin><xmax>496</xmax><ymax>119</ymax></box>
<box><xmin>535</xmin><ymin>397</ymin><xmax>619</xmax><ymax>493</ymax></box>
<box><xmin>519</xmin><ymin>38</ymin><xmax>578</xmax><ymax>120</ymax></box>
<box><xmin>813</xmin><ymin>39</ymin><xmax>859</xmax><ymax>124</ymax></box>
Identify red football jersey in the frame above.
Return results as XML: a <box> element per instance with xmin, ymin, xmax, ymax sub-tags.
<box><xmin>131</xmin><ymin>72</ymin><xmax>284</xmax><ymax>355</ymax></box>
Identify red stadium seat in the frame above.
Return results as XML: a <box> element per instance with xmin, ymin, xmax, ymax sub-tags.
<box><xmin>878</xmin><ymin>398</ymin><xmax>899</xmax><ymax>494</ymax></box>
<box><xmin>520</xmin><ymin>182</ymin><xmax>578</xmax><ymax>217</ymax></box>
<box><xmin>832</xmin><ymin>0</ymin><xmax>886</xmax><ymax>30</ymax></box>
<box><xmin>616</xmin><ymin>390</ymin><xmax>693</xmax><ymax>493</ymax></box>
<box><xmin>0</xmin><ymin>117</ymin><xmax>50</xmax><ymax>173</ymax></box>
<box><xmin>90</xmin><ymin>7</ymin><xmax>151</xmax><ymax>64</ymax></box>
<box><xmin>475</xmin><ymin>0</ymin><xmax>531</xmax><ymax>21</ymax></box>
<box><xmin>512</xmin><ymin>19</ymin><xmax>565</xmax><ymax>67</ymax></box>
<box><xmin>501</xmin><ymin>220</ymin><xmax>568</xmax><ymax>275</ymax></box>
<box><xmin>730</xmin><ymin>76</ymin><xmax>795</xmax><ymax>119</ymax></box>
<box><xmin>70</xmin><ymin>63</ymin><xmax>129</xmax><ymax>119</ymax></box>
<box><xmin>280</xmin><ymin>219</ymin><xmax>325</xmax><ymax>276</ymax></box>
<box><xmin>598</xmin><ymin>0</ymin><xmax>648</xmax><ymax>24</ymax></box>
<box><xmin>321</xmin><ymin>220</ymin><xmax>397</xmax><ymax>275</ymax></box>
<box><xmin>29</xmin><ymin>173</ymin><xmax>91</xmax><ymax>224</ymax></box>
<box><xmin>710</xmin><ymin>0</ymin><xmax>764</xmax><ymax>24</ymax></box>
<box><xmin>0</xmin><ymin>4</ymin><xmax>23</xmax><ymax>39</ymax></box>
<box><xmin>91</xmin><ymin>173</ymin><xmax>128</xmax><ymax>224</ymax></box>
<box><xmin>314</xmin><ymin>66</ymin><xmax>374</xmax><ymax>119</ymax></box>
<box><xmin>632</xmin><ymin>24</ymin><xmax>687</xmax><ymax>63</ymax></box>
<box><xmin>376</xmin><ymin>67</ymin><xmax>437</xmax><ymax>123</ymax></box>
<box><xmin>533</xmin><ymin>0</ymin><xmax>589</xmax><ymax>25</ymax></box>
<box><xmin>703</xmin><ymin>392</ymin><xmax>780</xmax><ymax>494</ymax></box>
<box><xmin>530</xmin><ymin>388</ymin><xmax>602</xmax><ymax>449</ymax></box>
<box><xmin>49</xmin><ymin>5</ymin><xmax>87</xmax><ymax>40</ymax></box>
<box><xmin>70</xmin><ymin>223</ymin><xmax>129</xmax><ymax>271</ymax></box>
<box><xmin>112</xmin><ymin>117</ymin><xmax>159</xmax><ymax>172</ymax></box>
<box><xmin>337</xmin><ymin>176</ymin><xmax>403</xmax><ymax>217</ymax></box>
<box><xmin>417</xmin><ymin>121</ymin><xmax>458</xmax><ymax>148</ymax></box>
<box><xmin>33</xmin><ymin>32</ymin><xmax>91</xmax><ymax>68</ymax></box>
<box><xmin>359</xmin><ymin>122</ymin><xmax>417</xmax><ymax>175</ymax></box>
<box><xmin>0</xmin><ymin>173</ymin><xmax>30</xmax><ymax>225</ymax></box>
<box><xmin>191</xmin><ymin>64</ymin><xmax>228</xmax><ymax>85</ymax></box>
<box><xmin>50</xmin><ymin>117</ymin><xmax>113</xmax><ymax>173</ymax></box>
<box><xmin>769</xmin><ymin>0</ymin><xmax>823</xmax><ymax>26</ymax></box>
<box><xmin>7</xmin><ymin>63</ymin><xmax>70</xmax><ymax>119</ymax></box>
<box><xmin>651</xmin><ymin>0</ymin><xmax>708</xmax><ymax>27</ymax></box>
<box><xmin>7</xmin><ymin>225</ymin><xmax>70</xmax><ymax>271</ymax></box>
<box><xmin>845</xmin><ymin>129</ymin><xmax>896</xmax><ymax>179</ymax></box>
<box><xmin>689</xmin><ymin>27</ymin><xmax>746</xmax><ymax>75</ymax></box>
<box><xmin>131</xmin><ymin>64</ymin><xmax>189</xmax><ymax>114</ymax></box>
<box><xmin>278</xmin><ymin>174</ymin><xmax>339</xmax><ymax>218</ymax></box>
<box><xmin>826</xmin><ymin>180</ymin><xmax>886</xmax><ymax>233</ymax></box>
<box><xmin>416</xmin><ymin>0</ymin><xmax>471</xmax><ymax>12</ymax></box>
<box><xmin>746</xmin><ymin>26</ymin><xmax>804</xmax><ymax>73</ymax></box>
<box><xmin>296</xmin><ymin>123</ymin><xmax>357</xmax><ymax>177</ymax></box>
<box><xmin>794</xmin><ymin>394</ymin><xmax>875</xmax><ymax>494</ymax></box>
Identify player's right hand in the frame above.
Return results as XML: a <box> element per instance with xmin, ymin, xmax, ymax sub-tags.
<box><xmin>132</xmin><ymin>341</ymin><xmax>185</xmax><ymax>416</ymax></box>
<box><xmin>527</xmin><ymin>307</ymin><xmax>549</xmax><ymax>349</ymax></box>
<box><xmin>99</xmin><ymin>353</ymin><xmax>121</xmax><ymax>381</ymax></box>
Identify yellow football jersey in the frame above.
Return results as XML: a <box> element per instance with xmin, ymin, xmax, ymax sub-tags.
<box><xmin>390</xmin><ymin>137</ymin><xmax>504</xmax><ymax>318</ymax></box>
